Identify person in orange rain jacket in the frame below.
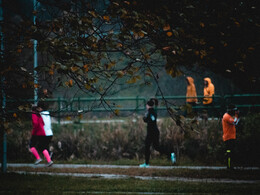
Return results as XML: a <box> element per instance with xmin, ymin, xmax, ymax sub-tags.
<box><xmin>186</xmin><ymin>76</ymin><xmax>198</xmax><ymax>106</ymax></box>
<box><xmin>203</xmin><ymin>77</ymin><xmax>215</xmax><ymax>105</ymax></box>
<box><xmin>222</xmin><ymin>104</ymin><xmax>240</xmax><ymax>169</ymax></box>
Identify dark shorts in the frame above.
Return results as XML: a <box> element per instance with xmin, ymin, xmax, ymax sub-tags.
<box><xmin>224</xmin><ymin>139</ymin><xmax>236</xmax><ymax>151</ymax></box>
<box><xmin>29</xmin><ymin>135</ymin><xmax>53</xmax><ymax>153</ymax></box>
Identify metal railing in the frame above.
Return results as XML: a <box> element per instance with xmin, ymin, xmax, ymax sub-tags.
<box><xmin>70</xmin><ymin>96</ymin><xmax>147</xmax><ymax>112</ymax></box>
<box><xmin>4</xmin><ymin>94</ymin><xmax>260</xmax><ymax>119</ymax></box>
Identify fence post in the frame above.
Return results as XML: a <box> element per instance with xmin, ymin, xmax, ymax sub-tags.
<box><xmin>58</xmin><ymin>97</ymin><xmax>61</xmax><ymax>125</ymax></box>
<box><xmin>0</xmin><ymin>0</ymin><xmax>7</xmax><ymax>173</ymax></box>
<box><xmin>136</xmin><ymin>96</ymin><xmax>139</xmax><ymax>112</ymax></box>
<box><xmin>78</xmin><ymin>97</ymin><xmax>81</xmax><ymax>111</ymax></box>
<box><xmin>1</xmin><ymin>132</ymin><xmax>6</xmax><ymax>173</ymax></box>
<box><xmin>78</xmin><ymin>97</ymin><xmax>81</xmax><ymax>124</ymax></box>
<box><xmin>33</xmin><ymin>0</ymin><xmax>38</xmax><ymax>104</ymax></box>
<box><xmin>1</xmin><ymin>77</ymin><xmax>7</xmax><ymax>173</ymax></box>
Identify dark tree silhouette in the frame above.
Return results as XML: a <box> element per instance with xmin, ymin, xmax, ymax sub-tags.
<box><xmin>0</xmin><ymin>0</ymin><xmax>259</xmax><ymax>125</ymax></box>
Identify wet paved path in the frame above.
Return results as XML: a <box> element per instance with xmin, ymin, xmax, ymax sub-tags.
<box><xmin>6</xmin><ymin>163</ymin><xmax>260</xmax><ymax>184</ymax></box>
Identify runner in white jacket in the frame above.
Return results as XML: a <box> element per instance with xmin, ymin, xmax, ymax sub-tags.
<box><xmin>39</xmin><ymin>102</ymin><xmax>54</xmax><ymax>166</ymax></box>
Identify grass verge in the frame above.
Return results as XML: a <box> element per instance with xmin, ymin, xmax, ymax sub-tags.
<box><xmin>0</xmin><ymin>172</ymin><xmax>260</xmax><ymax>195</ymax></box>
<box><xmin>7</xmin><ymin>166</ymin><xmax>260</xmax><ymax>180</ymax></box>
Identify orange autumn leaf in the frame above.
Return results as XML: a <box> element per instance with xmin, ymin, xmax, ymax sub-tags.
<box><xmin>83</xmin><ymin>64</ymin><xmax>89</xmax><ymax>72</ymax></box>
<box><xmin>117</xmin><ymin>43</ymin><xmax>123</xmax><ymax>48</ymax></box>
<box><xmin>117</xmin><ymin>70</ymin><xmax>125</xmax><ymax>78</ymax></box>
<box><xmin>162</xmin><ymin>46</ymin><xmax>171</xmax><ymax>50</ymax></box>
<box><xmin>66</xmin><ymin>80</ymin><xmax>73</xmax><ymax>87</ymax></box>
<box><xmin>138</xmin><ymin>31</ymin><xmax>145</xmax><ymax>38</ymax></box>
<box><xmin>114</xmin><ymin>109</ymin><xmax>120</xmax><ymax>116</ymax></box>
<box><xmin>200</xmin><ymin>50</ymin><xmax>207</xmax><ymax>56</ymax></box>
<box><xmin>27</xmin><ymin>41</ymin><xmax>33</xmax><ymax>48</ymax></box>
<box><xmin>166</xmin><ymin>32</ymin><xmax>173</xmax><ymax>37</ymax></box>
<box><xmin>163</xmin><ymin>24</ymin><xmax>171</xmax><ymax>31</ymax></box>
<box><xmin>49</xmin><ymin>69</ymin><xmax>54</xmax><ymax>75</ymax></box>
<box><xmin>144</xmin><ymin>54</ymin><xmax>150</xmax><ymax>59</ymax></box>
<box><xmin>88</xmin><ymin>11</ymin><xmax>97</xmax><ymax>18</ymax></box>
<box><xmin>69</xmin><ymin>79</ymin><xmax>73</xmax><ymax>87</ymax></box>
<box><xmin>113</xmin><ymin>2</ymin><xmax>119</xmax><ymax>6</ymax></box>
<box><xmin>103</xmin><ymin>15</ymin><xmax>110</xmax><ymax>21</ymax></box>
<box><xmin>22</xmin><ymin>83</ymin><xmax>27</xmax><ymax>88</ymax></box>
<box><xmin>71</xmin><ymin>66</ymin><xmax>78</xmax><ymax>72</ymax></box>
<box><xmin>234</xmin><ymin>21</ymin><xmax>240</xmax><ymax>27</ymax></box>
<box><xmin>85</xmin><ymin>84</ymin><xmax>91</xmax><ymax>90</ymax></box>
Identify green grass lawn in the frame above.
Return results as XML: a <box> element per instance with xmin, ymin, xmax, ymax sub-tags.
<box><xmin>2</xmin><ymin>157</ymin><xmax>260</xmax><ymax>195</ymax></box>
<box><xmin>7</xmin><ymin>166</ymin><xmax>260</xmax><ymax>180</ymax></box>
<box><xmin>0</xmin><ymin>172</ymin><xmax>259</xmax><ymax>195</ymax></box>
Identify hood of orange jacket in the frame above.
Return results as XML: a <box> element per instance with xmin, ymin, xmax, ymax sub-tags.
<box><xmin>204</xmin><ymin>77</ymin><xmax>212</xmax><ymax>86</ymax></box>
<box><xmin>203</xmin><ymin>77</ymin><xmax>215</xmax><ymax>104</ymax></box>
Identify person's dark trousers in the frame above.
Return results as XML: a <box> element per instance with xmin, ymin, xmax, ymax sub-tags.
<box><xmin>30</xmin><ymin>135</ymin><xmax>48</xmax><ymax>153</ymax></box>
<box><xmin>145</xmin><ymin>130</ymin><xmax>170</xmax><ymax>164</ymax></box>
<box><xmin>224</xmin><ymin>139</ymin><xmax>236</xmax><ymax>169</ymax></box>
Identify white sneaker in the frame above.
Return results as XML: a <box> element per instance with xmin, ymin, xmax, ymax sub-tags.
<box><xmin>47</xmin><ymin>161</ymin><xmax>53</xmax><ymax>167</ymax></box>
<box><xmin>171</xmin><ymin>153</ymin><xmax>176</xmax><ymax>164</ymax></box>
<box><xmin>34</xmin><ymin>158</ymin><xmax>42</xmax><ymax>165</ymax></box>
<box><xmin>139</xmin><ymin>163</ymin><xmax>149</xmax><ymax>168</ymax></box>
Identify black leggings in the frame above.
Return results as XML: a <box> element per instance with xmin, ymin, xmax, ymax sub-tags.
<box><xmin>30</xmin><ymin>135</ymin><xmax>52</xmax><ymax>153</ymax></box>
<box><xmin>145</xmin><ymin>130</ymin><xmax>169</xmax><ymax>164</ymax></box>
<box><xmin>224</xmin><ymin>139</ymin><xmax>236</xmax><ymax>168</ymax></box>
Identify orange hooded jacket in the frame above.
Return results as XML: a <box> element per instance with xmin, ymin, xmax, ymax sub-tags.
<box><xmin>186</xmin><ymin>77</ymin><xmax>198</xmax><ymax>103</ymax></box>
<box><xmin>203</xmin><ymin>77</ymin><xmax>215</xmax><ymax>104</ymax></box>
<box><xmin>222</xmin><ymin>113</ymin><xmax>236</xmax><ymax>141</ymax></box>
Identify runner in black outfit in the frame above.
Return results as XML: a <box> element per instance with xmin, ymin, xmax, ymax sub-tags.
<box><xmin>140</xmin><ymin>98</ymin><xmax>176</xmax><ymax>167</ymax></box>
